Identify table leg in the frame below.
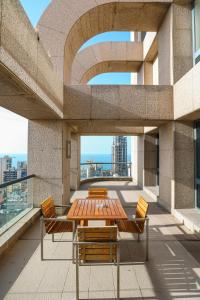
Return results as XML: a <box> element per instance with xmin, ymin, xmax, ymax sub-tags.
<box><xmin>72</xmin><ymin>221</ymin><xmax>77</xmax><ymax>263</ymax></box>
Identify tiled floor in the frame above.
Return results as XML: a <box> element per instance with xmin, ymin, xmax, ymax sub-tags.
<box><xmin>0</xmin><ymin>181</ymin><xmax>200</xmax><ymax>300</ymax></box>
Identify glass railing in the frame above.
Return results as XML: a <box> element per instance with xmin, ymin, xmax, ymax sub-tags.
<box><xmin>80</xmin><ymin>162</ymin><xmax>132</xmax><ymax>181</ymax></box>
<box><xmin>0</xmin><ymin>175</ymin><xmax>35</xmax><ymax>236</ymax></box>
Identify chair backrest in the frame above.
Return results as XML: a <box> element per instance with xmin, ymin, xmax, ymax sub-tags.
<box><xmin>41</xmin><ymin>196</ymin><xmax>56</xmax><ymax>233</ymax></box>
<box><xmin>88</xmin><ymin>188</ymin><xmax>108</xmax><ymax>199</ymax></box>
<box><xmin>135</xmin><ymin>196</ymin><xmax>149</xmax><ymax>233</ymax></box>
<box><xmin>77</xmin><ymin>226</ymin><xmax>117</xmax><ymax>262</ymax></box>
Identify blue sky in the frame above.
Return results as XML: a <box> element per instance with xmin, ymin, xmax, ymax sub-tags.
<box><xmin>0</xmin><ymin>0</ymin><xmax>131</xmax><ymax>155</ymax></box>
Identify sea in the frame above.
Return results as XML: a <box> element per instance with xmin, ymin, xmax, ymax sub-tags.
<box><xmin>0</xmin><ymin>153</ymin><xmax>132</xmax><ymax>168</ymax></box>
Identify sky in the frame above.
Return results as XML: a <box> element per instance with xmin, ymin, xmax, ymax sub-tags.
<box><xmin>0</xmin><ymin>0</ymin><xmax>131</xmax><ymax>155</ymax></box>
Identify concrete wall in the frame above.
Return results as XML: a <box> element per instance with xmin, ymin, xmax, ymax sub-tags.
<box><xmin>28</xmin><ymin>120</ymin><xmax>71</xmax><ymax>207</ymax></box>
<box><xmin>174</xmin><ymin>61</ymin><xmax>200</xmax><ymax>121</ymax></box>
<box><xmin>159</xmin><ymin>121</ymin><xmax>195</xmax><ymax>212</ymax></box>
<box><xmin>137</xmin><ymin>62</ymin><xmax>153</xmax><ymax>85</ymax></box>
<box><xmin>158</xmin><ymin>5</ymin><xmax>173</xmax><ymax>85</ymax></box>
<box><xmin>158</xmin><ymin>3</ymin><xmax>193</xmax><ymax>85</ymax></box>
<box><xmin>131</xmin><ymin>136</ymin><xmax>144</xmax><ymax>187</ymax></box>
<box><xmin>70</xmin><ymin>133</ymin><xmax>80</xmax><ymax>191</ymax></box>
<box><xmin>64</xmin><ymin>85</ymin><xmax>173</xmax><ymax>123</ymax></box>
<box><xmin>144</xmin><ymin>134</ymin><xmax>158</xmax><ymax>187</ymax></box>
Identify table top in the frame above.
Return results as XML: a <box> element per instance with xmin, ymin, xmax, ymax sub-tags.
<box><xmin>67</xmin><ymin>198</ymin><xmax>128</xmax><ymax>221</ymax></box>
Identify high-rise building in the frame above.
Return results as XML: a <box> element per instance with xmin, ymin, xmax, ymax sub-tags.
<box><xmin>0</xmin><ymin>156</ymin><xmax>12</xmax><ymax>184</ymax></box>
<box><xmin>3</xmin><ymin>168</ymin><xmax>17</xmax><ymax>183</ymax></box>
<box><xmin>17</xmin><ymin>161</ymin><xmax>27</xmax><ymax>179</ymax></box>
<box><xmin>112</xmin><ymin>136</ymin><xmax>128</xmax><ymax>177</ymax></box>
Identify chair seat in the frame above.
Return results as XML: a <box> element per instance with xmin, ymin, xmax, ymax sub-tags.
<box><xmin>116</xmin><ymin>220</ymin><xmax>140</xmax><ymax>233</ymax></box>
<box><xmin>47</xmin><ymin>220</ymin><xmax>73</xmax><ymax>234</ymax></box>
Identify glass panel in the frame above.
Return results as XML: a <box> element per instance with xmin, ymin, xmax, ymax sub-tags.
<box><xmin>194</xmin><ymin>0</ymin><xmax>200</xmax><ymax>53</ymax></box>
<box><xmin>196</xmin><ymin>121</ymin><xmax>200</xmax><ymax>179</ymax></box>
<box><xmin>0</xmin><ymin>177</ymin><xmax>34</xmax><ymax>235</ymax></box>
<box><xmin>197</xmin><ymin>185</ymin><xmax>200</xmax><ymax>209</ymax></box>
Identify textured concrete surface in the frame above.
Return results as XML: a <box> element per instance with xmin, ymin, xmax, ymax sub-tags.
<box><xmin>38</xmin><ymin>1</ymin><xmax>170</xmax><ymax>83</ymax></box>
<box><xmin>1</xmin><ymin>182</ymin><xmax>200</xmax><ymax>300</ymax></box>
<box><xmin>143</xmin><ymin>32</ymin><xmax>158</xmax><ymax>61</ymax></box>
<box><xmin>70</xmin><ymin>133</ymin><xmax>80</xmax><ymax>191</ymax></box>
<box><xmin>0</xmin><ymin>209</ymin><xmax>40</xmax><ymax>257</ymax></box>
<box><xmin>174</xmin><ymin>61</ymin><xmax>200</xmax><ymax>120</ymax></box>
<box><xmin>28</xmin><ymin>121</ymin><xmax>71</xmax><ymax>207</ymax></box>
<box><xmin>131</xmin><ymin>136</ymin><xmax>144</xmax><ymax>188</ymax></box>
<box><xmin>67</xmin><ymin>120</ymin><xmax>145</xmax><ymax>135</ymax></box>
<box><xmin>144</xmin><ymin>135</ymin><xmax>158</xmax><ymax>187</ymax></box>
<box><xmin>159</xmin><ymin>121</ymin><xmax>195</xmax><ymax>212</ymax></box>
<box><xmin>64</xmin><ymin>85</ymin><xmax>173</xmax><ymax>122</ymax></box>
<box><xmin>0</xmin><ymin>0</ymin><xmax>63</xmax><ymax>119</ymax></box>
<box><xmin>71</xmin><ymin>42</ymin><xmax>143</xmax><ymax>84</ymax></box>
<box><xmin>158</xmin><ymin>2</ymin><xmax>193</xmax><ymax>85</ymax></box>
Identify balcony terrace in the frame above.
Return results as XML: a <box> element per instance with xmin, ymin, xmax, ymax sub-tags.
<box><xmin>0</xmin><ymin>181</ymin><xmax>200</xmax><ymax>300</ymax></box>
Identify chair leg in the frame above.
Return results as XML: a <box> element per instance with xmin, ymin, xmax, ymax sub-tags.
<box><xmin>40</xmin><ymin>218</ymin><xmax>44</xmax><ymax>261</ymax></box>
<box><xmin>76</xmin><ymin>244</ymin><xmax>79</xmax><ymax>300</ymax></box>
<box><xmin>146</xmin><ymin>219</ymin><xmax>149</xmax><ymax>261</ymax></box>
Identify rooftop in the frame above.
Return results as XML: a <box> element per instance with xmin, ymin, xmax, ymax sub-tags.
<box><xmin>1</xmin><ymin>182</ymin><xmax>200</xmax><ymax>300</ymax></box>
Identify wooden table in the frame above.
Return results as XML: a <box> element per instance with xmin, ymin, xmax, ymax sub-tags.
<box><xmin>67</xmin><ymin>198</ymin><xmax>127</xmax><ymax>222</ymax></box>
<box><xmin>67</xmin><ymin>198</ymin><xmax>127</xmax><ymax>262</ymax></box>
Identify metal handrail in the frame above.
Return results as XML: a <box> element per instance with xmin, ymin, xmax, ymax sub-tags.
<box><xmin>80</xmin><ymin>162</ymin><xmax>131</xmax><ymax>166</ymax></box>
<box><xmin>0</xmin><ymin>174</ymin><xmax>36</xmax><ymax>189</ymax></box>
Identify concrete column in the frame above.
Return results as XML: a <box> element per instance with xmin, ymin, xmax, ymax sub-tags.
<box><xmin>134</xmin><ymin>32</ymin><xmax>139</xmax><ymax>42</ymax></box>
<box><xmin>28</xmin><ymin>120</ymin><xmax>71</xmax><ymax>207</ymax></box>
<box><xmin>70</xmin><ymin>133</ymin><xmax>80</xmax><ymax>191</ymax></box>
<box><xmin>137</xmin><ymin>62</ymin><xmax>153</xmax><ymax>85</ymax></box>
<box><xmin>159</xmin><ymin>121</ymin><xmax>195</xmax><ymax>212</ymax></box>
<box><xmin>131</xmin><ymin>136</ymin><xmax>144</xmax><ymax>187</ymax></box>
<box><xmin>172</xmin><ymin>3</ymin><xmax>193</xmax><ymax>83</ymax></box>
<box><xmin>158</xmin><ymin>3</ymin><xmax>193</xmax><ymax>84</ymax></box>
<box><xmin>144</xmin><ymin>134</ymin><xmax>158</xmax><ymax>187</ymax></box>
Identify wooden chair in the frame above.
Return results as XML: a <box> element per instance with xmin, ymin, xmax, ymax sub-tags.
<box><xmin>116</xmin><ymin>196</ymin><xmax>149</xmax><ymax>261</ymax></box>
<box><xmin>73</xmin><ymin>225</ymin><xmax>120</xmax><ymax>300</ymax></box>
<box><xmin>87</xmin><ymin>188</ymin><xmax>108</xmax><ymax>199</ymax></box>
<box><xmin>40</xmin><ymin>196</ymin><xmax>73</xmax><ymax>260</ymax></box>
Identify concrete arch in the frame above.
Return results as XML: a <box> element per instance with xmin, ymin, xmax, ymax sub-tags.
<box><xmin>38</xmin><ymin>1</ymin><xmax>170</xmax><ymax>84</ymax></box>
<box><xmin>80</xmin><ymin>61</ymin><xmax>141</xmax><ymax>84</ymax></box>
<box><xmin>71</xmin><ymin>41</ymin><xmax>143</xmax><ymax>84</ymax></box>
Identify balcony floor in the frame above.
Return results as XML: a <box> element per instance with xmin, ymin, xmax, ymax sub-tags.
<box><xmin>1</xmin><ymin>181</ymin><xmax>200</xmax><ymax>300</ymax></box>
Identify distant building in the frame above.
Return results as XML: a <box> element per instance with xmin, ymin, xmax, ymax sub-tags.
<box><xmin>86</xmin><ymin>161</ymin><xmax>96</xmax><ymax>178</ymax></box>
<box><xmin>3</xmin><ymin>168</ymin><xmax>17</xmax><ymax>183</ymax></box>
<box><xmin>17</xmin><ymin>161</ymin><xmax>27</xmax><ymax>179</ymax></box>
<box><xmin>0</xmin><ymin>156</ymin><xmax>12</xmax><ymax>184</ymax></box>
<box><xmin>112</xmin><ymin>136</ymin><xmax>128</xmax><ymax>176</ymax></box>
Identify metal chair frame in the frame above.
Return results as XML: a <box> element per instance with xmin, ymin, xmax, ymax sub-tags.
<box><xmin>40</xmin><ymin>203</ymin><xmax>73</xmax><ymax>260</ymax></box>
<box><xmin>73</xmin><ymin>227</ymin><xmax>121</xmax><ymax>300</ymax></box>
<box><xmin>117</xmin><ymin>216</ymin><xmax>149</xmax><ymax>261</ymax></box>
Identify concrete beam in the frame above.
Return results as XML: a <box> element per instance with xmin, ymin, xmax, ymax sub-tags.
<box><xmin>143</xmin><ymin>33</ymin><xmax>158</xmax><ymax>62</ymax></box>
<box><xmin>64</xmin><ymin>85</ymin><xmax>173</xmax><ymax>124</ymax></box>
<box><xmin>71</xmin><ymin>42</ymin><xmax>143</xmax><ymax>84</ymax></box>
<box><xmin>0</xmin><ymin>63</ymin><xmax>61</xmax><ymax>119</ymax></box>
<box><xmin>66</xmin><ymin>120</ymin><xmax>145</xmax><ymax>135</ymax></box>
<box><xmin>0</xmin><ymin>0</ymin><xmax>63</xmax><ymax>119</ymax></box>
<box><xmin>174</xmin><ymin>62</ymin><xmax>200</xmax><ymax>120</ymax></box>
